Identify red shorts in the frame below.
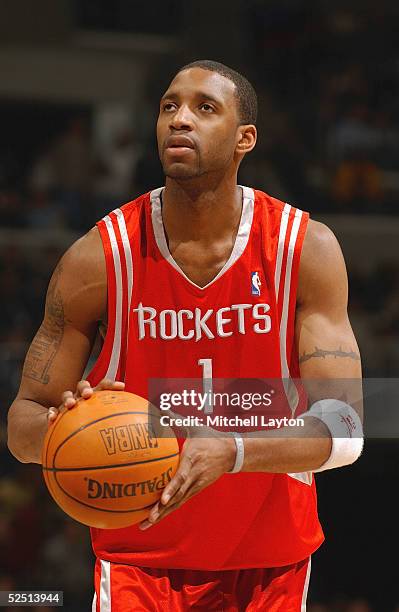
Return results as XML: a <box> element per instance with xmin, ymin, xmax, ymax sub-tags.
<box><xmin>92</xmin><ymin>557</ymin><xmax>311</xmax><ymax>611</ymax></box>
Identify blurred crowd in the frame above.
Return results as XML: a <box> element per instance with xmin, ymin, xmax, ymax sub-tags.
<box><xmin>244</xmin><ymin>1</ymin><xmax>399</xmax><ymax>214</ymax></box>
<box><xmin>1</xmin><ymin>1</ymin><xmax>399</xmax><ymax>610</ymax></box>
<box><xmin>0</xmin><ymin>114</ymin><xmax>162</xmax><ymax>233</ymax></box>
<box><xmin>0</xmin><ymin>466</ymin><xmax>92</xmax><ymax>612</ymax></box>
<box><xmin>1</xmin><ymin>6</ymin><xmax>399</xmax><ymax>230</ymax></box>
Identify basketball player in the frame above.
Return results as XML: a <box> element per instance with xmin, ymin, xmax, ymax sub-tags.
<box><xmin>8</xmin><ymin>61</ymin><xmax>363</xmax><ymax>611</ymax></box>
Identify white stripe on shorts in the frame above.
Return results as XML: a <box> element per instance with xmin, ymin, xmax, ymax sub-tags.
<box><xmin>301</xmin><ymin>557</ymin><xmax>312</xmax><ymax>611</ymax></box>
<box><xmin>99</xmin><ymin>560</ymin><xmax>111</xmax><ymax>612</ymax></box>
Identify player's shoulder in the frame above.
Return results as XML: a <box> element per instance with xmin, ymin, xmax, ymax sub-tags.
<box><xmin>302</xmin><ymin>219</ymin><xmax>342</xmax><ymax>258</ymax></box>
<box><xmin>39</xmin><ymin>226</ymin><xmax>108</xmax><ymax>328</ymax></box>
<box><xmin>298</xmin><ymin>219</ymin><xmax>347</xmax><ymax>302</ymax></box>
<box><xmin>64</xmin><ymin>225</ymin><xmax>104</xmax><ymax>265</ymax></box>
<box><xmin>56</xmin><ymin>226</ymin><xmax>106</xmax><ymax>291</ymax></box>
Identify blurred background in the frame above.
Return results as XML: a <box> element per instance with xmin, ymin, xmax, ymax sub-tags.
<box><xmin>1</xmin><ymin>0</ymin><xmax>399</xmax><ymax>610</ymax></box>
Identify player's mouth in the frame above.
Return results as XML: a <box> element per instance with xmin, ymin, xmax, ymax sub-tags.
<box><xmin>164</xmin><ymin>135</ymin><xmax>196</xmax><ymax>156</ymax></box>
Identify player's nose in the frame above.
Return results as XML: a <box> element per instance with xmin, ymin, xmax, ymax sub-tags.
<box><xmin>169</xmin><ymin>105</ymin><xmax>194</xmax><ymax>131</ymax></box>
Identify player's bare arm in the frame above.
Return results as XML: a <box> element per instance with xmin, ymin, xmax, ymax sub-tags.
<box><xmin>238</xmin><ymin>219</ymin><xmax>363</xmax><ymax>471</ymax></box>
<box><xmin>7</xmin><ymin>227</ymin><xmax>123</xmax><ymax>464</ymax></box>
<box><xmin>141</xmin><ymin>219</ymin><xmax>363</xmax><ymax>529</ymax></box>
<box><xmin>296</xmin><ymin>219</ymin><xmax>362</xmax><ymax>394</ymax></box>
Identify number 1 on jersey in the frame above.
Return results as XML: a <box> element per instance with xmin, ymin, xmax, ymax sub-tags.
<box><xmin>198</xmin><ymin>358</ymin><xmax>214</xmax><ymax>414</ymax></box>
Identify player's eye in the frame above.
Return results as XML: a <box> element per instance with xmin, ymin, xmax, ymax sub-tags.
<box><xmin>162</xmin><ymin>102</ymin><xmax>177</xmax><ymax>112</ymax></box>
<box><xmin>200</xmin><ymin>103</ymin><xmax>214</xmax><ymax>113</ymax></box>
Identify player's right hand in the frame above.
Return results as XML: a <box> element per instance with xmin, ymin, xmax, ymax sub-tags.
<box><xmin>47</xmin><ymin>379</ymin><xmax>125</xmax><ymax>427</ymax></box>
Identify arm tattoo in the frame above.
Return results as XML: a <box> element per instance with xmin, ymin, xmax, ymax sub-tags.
<box><xmin>299</xmin><ymin>346</ymin><xmax>361</xmax><ymax>364</ymax></box>
<box><xmin>23</xmin><ymin>263</ymin><xmax>65</xmax><ymax>384</ymax></box>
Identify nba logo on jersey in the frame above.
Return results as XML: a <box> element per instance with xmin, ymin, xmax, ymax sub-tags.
<box><xmin>251</xmin><ymin>271</ymin><xmax>262</xmax><ymax>296</ymax></box>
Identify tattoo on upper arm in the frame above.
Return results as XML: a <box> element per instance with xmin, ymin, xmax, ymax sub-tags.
<box><xmin>23</xmin><ymin>263</ymin><xmax>65</xmax><ymax>384</ymax></box>
<box><xmin>299</xmin><ymin>346</ymin><xmax>361</xmax><ymax>364</ymax></box>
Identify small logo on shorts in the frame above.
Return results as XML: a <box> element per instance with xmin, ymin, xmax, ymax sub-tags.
<box><xmin>251</xmin><ymin>271</ymin><xmax>262</xmax><ymax>296</ymax></box>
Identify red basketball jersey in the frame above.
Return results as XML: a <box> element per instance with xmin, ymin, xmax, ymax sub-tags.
<box><xmin>87</xmin><ymin>186</ymin><xmax>324</xmax><ymax>570</ymax></box>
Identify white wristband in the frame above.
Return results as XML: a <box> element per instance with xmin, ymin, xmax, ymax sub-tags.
<box><xmin>228</xmin><ymin>433</ymin><xmax>245</xmax><ymax>473</ymax></box>
<box><xmin>304</xmin><ymin>399</ymin><xmax>364</xmax><ymax>472</ymax></box>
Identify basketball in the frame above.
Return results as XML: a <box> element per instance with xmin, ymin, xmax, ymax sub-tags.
<box><xmin>42</xmin><ymin>391</ymin><xmax>179</xmax><ymax>529</ymax></box>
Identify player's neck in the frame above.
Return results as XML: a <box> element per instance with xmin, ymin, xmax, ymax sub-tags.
<box><xmin>162</xmin><ymin>177</ymin><xmax>242</xmax><ymax>242</ymax></box>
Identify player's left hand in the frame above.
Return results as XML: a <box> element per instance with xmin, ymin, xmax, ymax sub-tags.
<box><xmin>139</xmin><ymin>432</ymin><xmax>236</xmax><ymax>530</ymax></box>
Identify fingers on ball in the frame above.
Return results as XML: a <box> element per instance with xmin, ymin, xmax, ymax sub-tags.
<box><xmin>96</xmin><ymin>378</ymin><xmax>125</xmax><ymax>390</ymax></box>
<box><xmin>76</xmin><ymin>380</ymin><xmax>93</xmax><ymax>397</ymax></box>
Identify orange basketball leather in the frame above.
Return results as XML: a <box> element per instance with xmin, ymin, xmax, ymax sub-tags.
<box><xmin>42</xmin><ymin>391</ymin><xmax>179</xmax><ymax>528</ymax></box>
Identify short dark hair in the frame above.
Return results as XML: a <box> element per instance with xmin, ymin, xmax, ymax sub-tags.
<box><xmin>177</xmin><ymin>59</ymin><xmax>257</xmax><ymax>125</ymax></box>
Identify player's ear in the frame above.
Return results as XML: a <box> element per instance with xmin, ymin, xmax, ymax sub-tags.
<box><xmin>236</xmin><ymin>125</ymin><xmax>257</xmax><ymax>156</ymax></box>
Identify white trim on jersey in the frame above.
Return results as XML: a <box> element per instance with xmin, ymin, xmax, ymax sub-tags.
<box><xmin>277</xmin><ymin>206</ymin><xmax>313</xmax><ymax>487</ymax></box>
<box><xmin>301</xmin><ymin>557</ymin><xmax>312</xmax><ymax>611</ymax></box>
<box><xmin>103</xmin><ymin>215</ymin><xmax>123</xmax><ymax>381</ymax></box>
<box><xmin>279</xmin><ymin>207</ymin><xmax>302</xmax><ymax>388</ymax></box>
<box><xmin>274</xmin><ymin>203</ymin><xmax>291</xmax><ymax>296</ymax></box>
<box><xmin>279</xmin><ymin>208</ymin><xmax>302</xmax><ymax>425</ymax></box>
<box><xmin>114</xmin><ymin>208</ymin><xmax>134</xmax><ymax>329</ymax></box>
<box><xmin>91</xmin><ymin>591</ymin><xmax>97</xmax><ymax>612</ymax></box>
<box><xmin>99</xmin><ymin>560</ymin><xmax>111</xmax><ymax>612</ymax></box>
<box><xmin>150</xmin><ymin>186</ymin><xmax>255</xmax><ymax>290</ymax></box>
